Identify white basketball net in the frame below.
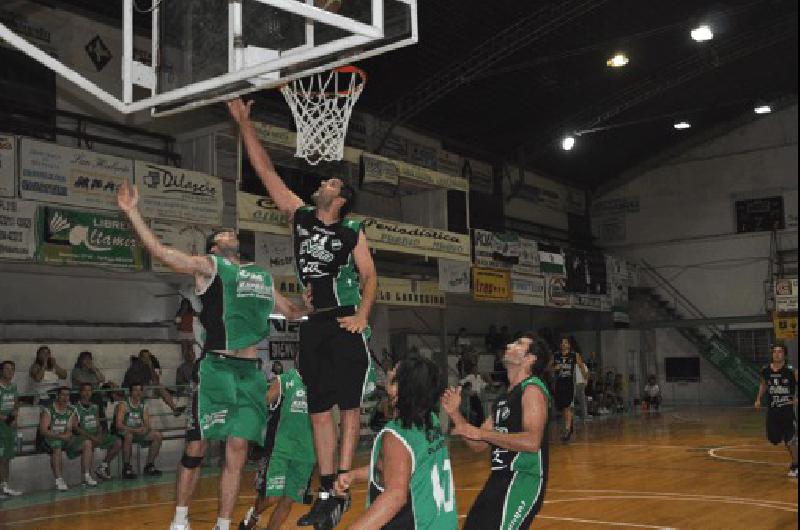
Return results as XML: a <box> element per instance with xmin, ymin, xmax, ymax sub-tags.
<box><xmin>280</xmin><ymin>67</ymin><xmax>366</xmax><ymax>165</ymax></box>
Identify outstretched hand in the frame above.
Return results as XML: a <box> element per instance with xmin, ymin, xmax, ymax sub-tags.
<box><xmin>117</xmin><ymin>179</ymin><xmax>139</xmax><ymax>213</ymax></box>
<box><xmin>226</xmin><ymin>98</ymin><xmax>254</xmax><ymax>124</ymax></box>
<box><xmin>440</xmin><ymin>386</ymin><xmax>463</xmax><ymax>417</ymax></box>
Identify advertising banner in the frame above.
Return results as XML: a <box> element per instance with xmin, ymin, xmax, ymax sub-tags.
<box><xmin>135</xmin><ymin>161</ymin><xmax>224</xmax><ymax>225</ymax></box>
<box><xmin>545</xmin><ymin>273</ymin><xmax>570</xmax><ymax>308</ymax></box>
<box><xmin>0</xmin><ymin>198</ymin><xmax>36</xmax><ymax>261</ymax></box>
<box><xmin>511</xmin><ymin>273</ymin><xmax>546</xmax><ymax>306</ymax></box>
<box><xmin>473</xmin><ymin>267</ymin><xmax>512</xmax><ymax>302</ymax></box>
<box><xmin>356</xmin><ymin>215</ymin><xmax>471</xmax><ymax>261</ymax></box>
<box><xmin>255</xmin><ymin>232</ymin><xmax>296</xmax><ymax>276</ymax></box>
<box><xmin>237</xmin><ymin>192</ymin><xmax>290</xmax><ymax>234</ymax></box>
<box><xmin>361</xmin><ymin>152</ymin><xmax>468</xmax><ymax>191</ymax></box>
<box><xmin>0</xmin><ymin>135</ymin><xmax>16</xmax><ymax>198</ymax></box>
<box><xmin>19</xmin><ymin>138</ymin><xmax>131</xmax><ymax>210</ymax></box>
<box><xmin>377</xmin><ymin>277</ymin><xmax>446</xmax><ymax>308</ymax></box>
<box><xmin>37</xmin><ymin>206</ymin><xmax>145</xmax><ymax>270</ymax></box>
<box><xmin>438</xmin><ymin>259</ymin><xmax>471</xmax><ymax>294</ymax></box>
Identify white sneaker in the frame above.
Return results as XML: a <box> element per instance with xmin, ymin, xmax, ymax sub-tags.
<box><xmin>84</xmin><ymin>473</ymin><xmax>98</xmax><ymax>487</ymax></box>
<box><xmin>169</xmin><ymin>522</ymin><xmax>191</xmax><ymax>530</ymax></box>
<box><xmin>1</xmin><ymin>482</ymin><xmax>22</xmax><ymax>496</ymax></box>
<box><xmin>55</xmin><ymin>478</ymin><xmax>68</xmax><ymax>491</ymax></box>
<box><xmin>789</xmin><ymin>467</ymin><xmax>798</xmax><ymax>478</ymax></box>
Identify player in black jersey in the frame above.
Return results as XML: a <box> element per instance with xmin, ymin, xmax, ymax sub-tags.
<box><xmin>755</xmin><ymin>343</ymin><xmax>798</xmax><ymax>478</ymax></box>
<box><xmin>229</xmin><ymin>99</ymin><xmax>379</xmax><ymax>529</ymax></box>
<box><xmin>443</xmin><ymin>332</ymin><xmax>551</xmax><ymax>530</ymax></box>
<box><xmin>552</xmin><ymin>337</ymin><xmax>586</xmax><ymax>442</ymax></box>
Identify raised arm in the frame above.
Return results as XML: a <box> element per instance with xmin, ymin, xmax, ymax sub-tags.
<box><xmin>338</xmin><ymin>230</ymin><xmax>378</xmax><ymax>334</ymax></box>
<box><xmin>117</xmin><ymin>180</ymin><xmax>215</xmax><ymax>278</ymax></box>
<box><xmin>227</xmin><ymin>99</ymin><xmax>304</xmax><ymax>216</ymax></box>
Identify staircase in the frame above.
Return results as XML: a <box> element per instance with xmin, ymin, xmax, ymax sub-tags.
<box><xmin>632</xmin><ymin>260</ymin><xmax>761</xmax><ymax>400</ymax></box>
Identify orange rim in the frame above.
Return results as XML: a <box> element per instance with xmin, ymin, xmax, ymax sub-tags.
<box><xmin>280</xmin><ymin>65</ymin><xmax>367</xmax><ymax>97</ymax></box>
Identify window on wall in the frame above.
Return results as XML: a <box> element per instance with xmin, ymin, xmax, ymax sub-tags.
<box><xmin>723</xmin><ymin>328</ymin><xmax>774</xmax><ymax>365</ymax></box>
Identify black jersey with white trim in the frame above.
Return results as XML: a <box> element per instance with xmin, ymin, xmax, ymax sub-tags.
<box><xmin>292</xmin><ymin>206</ymin><xmax>363</xmax><ymax>309</ymax></box>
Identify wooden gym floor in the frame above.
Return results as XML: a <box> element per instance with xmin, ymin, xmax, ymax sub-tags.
<box><xmin>0</xmin><ymin>407</ymin><xmax>797</xmax><ymax>529</ymax></box>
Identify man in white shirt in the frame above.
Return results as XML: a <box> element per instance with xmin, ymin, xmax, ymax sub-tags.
<box><xmin>460</xmin><ymin>366</ymin><xmax>488</xmax><ymax>425</ymax></box>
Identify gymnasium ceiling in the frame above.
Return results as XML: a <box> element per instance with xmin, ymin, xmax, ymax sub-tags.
<box><xmin>32</xmin><ymin>0</ymin><xmax>800</xmax><ymax>191</ymax></box>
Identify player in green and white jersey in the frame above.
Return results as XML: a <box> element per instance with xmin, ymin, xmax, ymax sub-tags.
<box><xmin>67</xmin><ymin>382</ymin><xmax>122</xmax><ymax>485</ymax></box>
<box><xmin>37</xmin><ymin>386</ymin><xmax>77</xmax><ymax>491</ymax></box>
<box><xmin>117</xmin><ymin>180</ymin><xmax>310</xmax><ymax>530</ymax></box>
<box><xmin>239</xmin><ymin>367</ymin><xmax>316</xmax><ymax>530</ymax></box>
<box><xmin>115</xmin><ymin>382</ymin><xmax>163</xmax><ymax>479</ymax></box>
<box><xmin>443</xmin><ymin>332</ymin><xmax>551</xmax><ymax>530</ymax></box>
<box><xmin>336</xmin><ymin>354</ymin><xmax>457</xmax><ymax>530</ymax></box>
<box><xmin>0</xmin><ymin>360</ymin><xmax>22</xmax><ymax>497</ymax></box>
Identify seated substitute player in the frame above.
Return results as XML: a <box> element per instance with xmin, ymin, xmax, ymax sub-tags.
<box><xmin>37</xmin><ymin>386</ymin><xmax>77</xmax><ymax>491</ymax></box>
<box><xmin>114</xmin><ymin>382</ymin><xmax>163</xmax><ymax>479</ymax></box>
<box><xmin>754</xmin><ymin>343</ymin><xmax>798</xmax><ymax>478</ymax></box>
<box><xmin>0</xmin><ymin>360</ymin><xmax>22</xmax><ymax>496</ymax></box>
<box><xmin>443</xmin><ymin>333</ymin><xmax>551</xmax><ymax>530</ymax></box>
<box><xmin>239</xmin><ymin>365</ymin><xmax>316</xmax><ymax>530</ymax></box>
<box><xmin>335</xmin><ymin>354</ymin><xmax>457</xmax><ymax>530</ymax></box>
<box><xmin>67</xmin><ymin>382</ymin><xmax>122</xmax><ymax>484</ymax></box>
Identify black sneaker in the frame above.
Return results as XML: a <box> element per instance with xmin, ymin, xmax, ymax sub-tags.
<box><xmin>173</xmin><ymin>406</ymin><xmax>187</xmax><ymax>417</ymax></box>
<box><xmin>298</xmin><ymin>489</ymin><xmax>336</xmax><ymax>526</ymax></box>
<box><xmin>122</xmin><ymin>464</ymin><xmax>137</xmax><ymax>479</ymax></box>
<box><xmin>314</xmin><ymin>494</ymin><xmax>345</xmax><ymax>530</ymax></box>
<box><xmin>143</xmin><ymin>464</ymin><xmax>162</xmax><ymax>477</ymax></box>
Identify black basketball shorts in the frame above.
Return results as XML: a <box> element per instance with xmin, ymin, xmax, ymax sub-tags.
<box><xmin>298</xmin><ymin>306</ymin><xmax>371</xmax><ymax>414</ymax></box>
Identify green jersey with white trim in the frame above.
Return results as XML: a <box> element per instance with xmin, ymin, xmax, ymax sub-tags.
<box><xmin>270</xmin><ymin>369</ymin><xmax>316</xmax><ymax>463</ymax></box>
<box><xmin>47</xmin><ymin>403</ymin><xmax>74</xmax><ymax>434</ymax></box>
<box><xmin>198</xmin><ymin>255</ymin><xmax>275</xmax><ymax>351</ymax></box>
<box><xmin>368</xmin><ymin>414</ymin><xmax>457</xmax><ymax>529</ymax></box>
<box><xmin>73</xmin><ymin>402</ymin><xmax>101</xmax><ymax>435</ymax></box>
<box><xmin>0</xmin><ymin>382</ymin><xmax>17</xmax><ymax>416</ymax></box>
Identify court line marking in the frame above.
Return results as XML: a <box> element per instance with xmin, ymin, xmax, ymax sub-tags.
<box><xmin>543</xmin><ymin>496</ymin><xmax>798</xmax><ymax>513</ymax></box>
<box><xmin>4</xmin><ymin>489</ymin><xmax>796</xmax><ymax>526</ymax></box>
<box><xmin>547</xmin><ymin>489</ymin><xmax>797</xmax><ymax>508</ymax></box>
<box><xmin>456</xmin><ymin>513</ymin><xmax>672</xmax><ymax>528</ymax></box>
<box><xmin>708</xmin><ymin>445</ymin><xmax>788</xmax><ymax>467</ymax></box>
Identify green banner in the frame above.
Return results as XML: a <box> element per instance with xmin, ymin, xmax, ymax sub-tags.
<box><xmin>37</xmin><ymin>207</ymin><xmax>145</xmax><ymax>270</ymax></box>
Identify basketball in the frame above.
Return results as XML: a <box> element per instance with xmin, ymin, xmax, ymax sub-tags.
<box><xmin>315</xmin><ymin>0</ymin><xmax>343</xmax><ymax>14</ymax></box>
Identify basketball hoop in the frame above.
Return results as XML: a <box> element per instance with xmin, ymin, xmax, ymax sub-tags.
<box><xmin>280</xmin><ymin>66</ymin><xmax>366</xmax><ymax>165</ymax></box>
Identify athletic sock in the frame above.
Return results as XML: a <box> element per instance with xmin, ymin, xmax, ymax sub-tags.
<box><xmin>174</xmin><ymin>506</ymin><xmax>189</xmax><ymax>525</ymax></box>
<box><xmin>320</xmin><ymin>474</ymin><xmax>335</xmax><ymax>492</ymax></box>
<box><xmin>215</xmin><ymin>517</ymin><xmax>231</xmax><ymax>530</ymax></box>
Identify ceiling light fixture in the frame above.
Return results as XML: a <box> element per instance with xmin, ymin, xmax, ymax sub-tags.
<box><xmin>673</xmin><ymin>121</ymin><xmax>692</xmax><ymax>130</ymax></box>
<box><xmin>561</xmin><ymin>136</ymin><xmax>576</xmax><ymax>151</ymax></box>
<box><xmin>691</xmin><ymin>25</ymin><xmax>714</xmax><ymax>42</ymax></box>
<box><xmin>754</xmin><ymin>105</ymin><xmax>772</xmax><ymax>114</ymax></box>
<box><xmin>606</xmin><ymin>53</ymin><xmax>629</xmax><ymax>68</ymax></box>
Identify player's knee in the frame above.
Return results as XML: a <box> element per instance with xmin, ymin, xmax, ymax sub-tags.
<box><xmin>181</xmin><ymin>453</ymin><xmax>203</xmax><ymax>469</ymax></box>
